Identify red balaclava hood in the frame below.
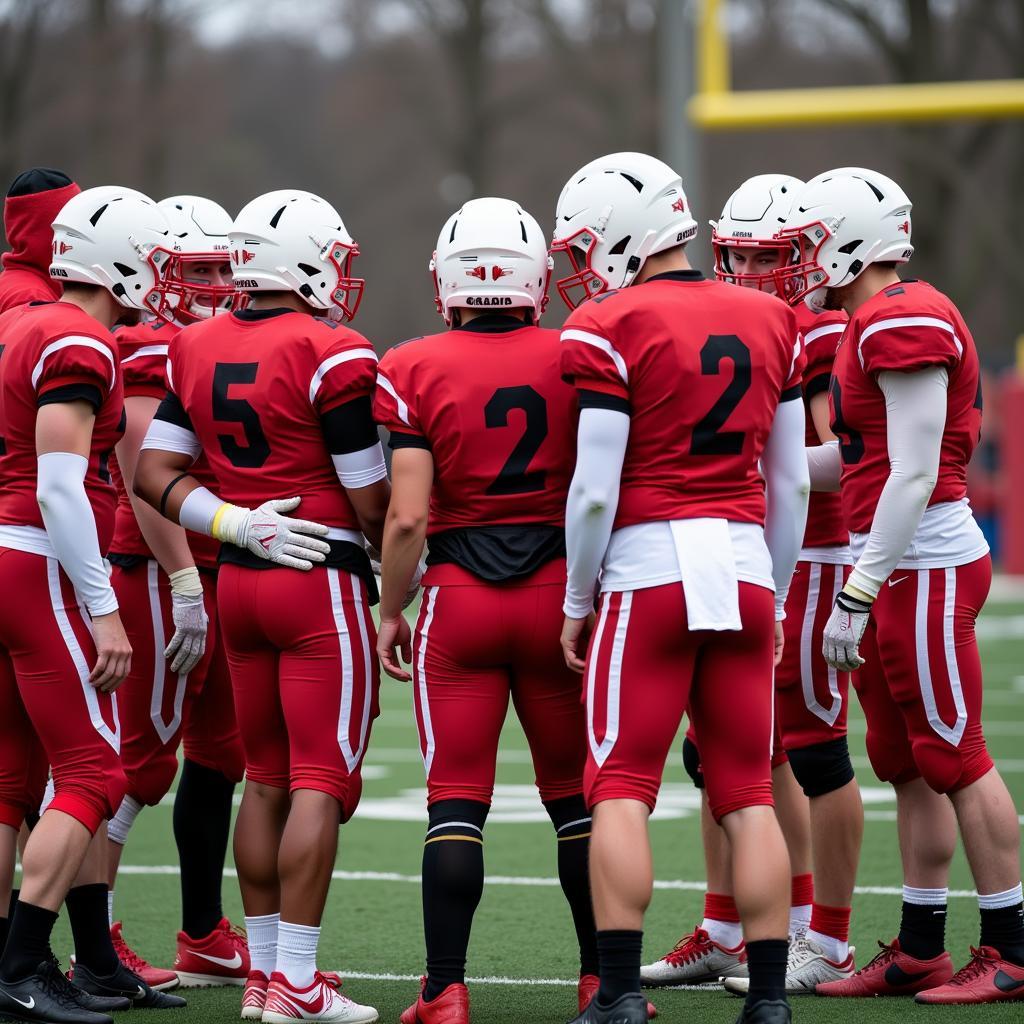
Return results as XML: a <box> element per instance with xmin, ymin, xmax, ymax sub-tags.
<box><xmin>2</xmin><ymin>167</ymin><xmax>81</xmax><ymax>280</ymax></box>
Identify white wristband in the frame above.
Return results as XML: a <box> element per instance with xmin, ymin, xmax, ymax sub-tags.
<box><xmin>168</xmin><ymin>565</ymin><xmax>203</xmax><ymax>597</ymax></box>
<box><xmin>178</xmin><ymin>486</ymin><xmax>228</xmax><ymax>537</ymax></box>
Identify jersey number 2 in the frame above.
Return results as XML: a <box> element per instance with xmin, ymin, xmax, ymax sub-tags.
<box><xmin>213</xmin><ymin>363</ymin><xmax>271</xmax><ymax>469</ymax></box>
<box><xmin>690</xmin><ymin>334</ymin><xmax>750</xmax><ymax>456</ymax></box>
<box><xmin>485</xmin><ymin>385</ymin><xmax>548</xmax><ymax>495</ymax></box>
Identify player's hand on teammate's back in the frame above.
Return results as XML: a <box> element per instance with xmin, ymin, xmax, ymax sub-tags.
<box><xmin>90</xmin><ymin>610</ymin><xmax>133</xmax><ymax>691</ymax></box>
<box><xmin>237</xmin><ymin>497</ymin><xmax>331</xmax><ymax>571</ymax></box>
<box><xmin>165</xmin><ymin>588</ymin><xmax>208</xmax><ymax>674</ymax></box>
<box><xmin>378</xmin><ymin>615</ymin><xmax>413</xmax><ymax>681</ymax></box>
<box><xmin>561</xmin><ymin>612</ymin><xmax>596</xmax><ymax>674</ymax></box>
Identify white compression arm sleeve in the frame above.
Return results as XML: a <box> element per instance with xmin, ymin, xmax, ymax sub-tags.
<box><xmin>563</xmin><ymin>407</ymin><xmax>630</xmax><ymax>618</ymax></box>
<box><xmin>36</xmin><ymin>452</ymin><xmax>118</xmax><ymax>616</ymax></box>
<box><xmin>762</xmin><ymin>398</ymin><xmax>811</xmax><ymax>619</ymax></box>
<box><xmin>807</xmin><ymin>440</ymin><xmax>841</xmax><ymax>492</ymax></box>
<box><xmin>847</xmin><ymin>367</ymin><xmax>948</xmax><ymax>599</ymax></box>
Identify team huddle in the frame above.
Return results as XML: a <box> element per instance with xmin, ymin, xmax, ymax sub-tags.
<box><xmin>0</xmin><ymin>151</ymin><xmax>1019</xmax><ymax>1024</ymax></box>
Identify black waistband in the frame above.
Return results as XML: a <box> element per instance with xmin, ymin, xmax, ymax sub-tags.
<box><xmin>426</xmin><ymin>524</ymin><xmax>565</xmax><ymax>583</ymax></box>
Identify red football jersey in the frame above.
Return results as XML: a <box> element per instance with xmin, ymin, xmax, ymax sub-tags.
<box><xmin>560</xmin><ymin>271</ymin><xmax>803</xmax><ymax>529</ymax></box>
<box><xmin>162</xmin><ymin>309</ymin><xmax>377</xmax><ymax>529</ymax></box>
<box><xmin>0</xmin><ymin>301</ymin><xmax>125</xmax><ymax>551</ymax></box>
<box><xmin>830</xmin><ymin>280</ymin><xmax>981</xmax><ymax>535</ymax></box>
<box><xmin>109</xmin><ymin>319</ymin><xmax>220</xmax><ymax>568</ymax></box>
<box><xmin>374</xmin><ymin>322</ymin><xmax>577</xmax><ymax>532</ymax></box>
<box><xmin>794</xmin><ymin>303</ymin><xmax>848</xmax><ymax>549</ymax></box>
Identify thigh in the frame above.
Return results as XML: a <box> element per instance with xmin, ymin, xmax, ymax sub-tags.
<box><xmin>776</xmin><ymin>561</ymin><xmax>852</xmax><ymax>750</ymax></box>
<box><xmin>508</xmin><ymin>582</ymin><xmax>586</xmax><ymax>803</ymax></box>
<box><xmin>584</xmin><ymin>584</ymin><xmax>695</xmax><ymax>811</ymax></box>
<box><xmin>217</xmin><ymin>565</ymin><xmax>288</xmax><ymax>790</ymax></box>
<box><xmin>874</xmin><ymin>558</ymin><xmax>993</xmax><ymax>793</ymax></box>
<box><xmin>413</xmin><ymin>585</ymin><xmax>510</xmax><ymax>806</ymax></box>
<box><xmin>690</xmin><ymin>583</ymin><xmax>777</xmax><ymax>821</ymax></box>
<box><xmin>0</xmin><ymin>645</ymin><xmax>45</xmax><ymax>828</ymax></box>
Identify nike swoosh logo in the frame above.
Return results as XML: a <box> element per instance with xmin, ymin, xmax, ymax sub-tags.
<box><xmin>995</xmin><ymin>970</ymin><xmax>1024</xmax><ymax>993</ymax></box>
<box><xmin>135</xmin><ymin>985</ymin><xmax>147</xmax><ymax>999</ymax></box>
<box><xmin>888</xmin><ymin>576</ymin><xmax>910</xmax><ymax>587</ymax></box>
<box><xmin>10</xmin><ymin>995</ymin><xmax>35</xmax><ymax>1009</ymax></box>
<box><xmin>884</xmin><ymin>964</ymin><xmax>928</xmax><ymax>986</ymax></box>
<box><xmin>189</xmin><ymin>950</ymin><xmax>243</xmax><ymax>969</ymax></box>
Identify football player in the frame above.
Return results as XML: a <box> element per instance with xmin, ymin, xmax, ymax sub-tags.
<box><xmin>780</xmin><ymin>167</ymin><xmax>1024</xmax><ymax>1004</ymax></box>
<box><xmin>135</xmin><ymin>189</ymin><xmax>388</xmax><ymax>1024</ymax></box>
<box><xmin>554</xmin><ymin>152</ymin><xmax>808</xmax><ymax>1024</ymax></box>
<box><xmin>645</xmin><ymin>174</ymin><xmax>863</xmax><ymax>994</ymax></box>
<box><xmin>100</xmin><ymin>196</ymin><xmax>248</xmax><ymax>991</ymax></box>
<box><xmin>0</xmin><ymin>167</ymin><xmax>80</xmax><ymax>313</ymax></box>
<box><xmin>375</xmin><ymin>198</ymin><xmax>653</xmax><ymax>1024</ymax></box>
<box><xmin>0</xmin><ymin>186</ymin><xmax>185</xmax><ymax>1023</ymax></box>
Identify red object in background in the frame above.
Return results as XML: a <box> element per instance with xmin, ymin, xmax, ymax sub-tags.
<box><xmin>999</xmin><ymin>374</ymin><xmax>1024</xmax><ymax>574</ymax></box>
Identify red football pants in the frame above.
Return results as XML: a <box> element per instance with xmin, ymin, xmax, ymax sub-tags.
<box><xmin>775</xmin><ymin>560</ymin><xmax>853</xmax><ymax>751</ymax></box>
<box><xmin>411</xmin><ymin>563</ymin><xmax>586</xmax><ymax>806</ymax></box>
<box><xmin>112</xmin><ymin>561</ymin><xmax>244</xmax><ymax>807</ymax></box>
<box><xmin>217</xmin><ymin>565</ymin><xmax>379</xmax><ymax>820</ymax></box>
<box><xmin>853</xmin><ymin>556</ymin><xmax>994</xmax><ymax>794</ymax></box>
<box><xmin>0</xmin><ymin>548</ymin><xmax>125</xmax><ymax>833</ymax></box>
<box><xmin>586</xmin><ymin>581</ymin><xmax>776</xmax><ymax>820</ymax></box>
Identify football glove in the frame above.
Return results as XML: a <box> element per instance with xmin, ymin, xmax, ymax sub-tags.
<box><xmin>822</xmin><ymin>585</ymin><xmax>873</xmax><ymax>672</ymax></box>
<box><xmin>213</xmin><ymin>497</ymin><xmax>331</xmax><ymax>571</ymax></box>
<box><xmin>164</xmin><ymin>566</ymin><xmax>208</xmax><ymax>675</ymax></box>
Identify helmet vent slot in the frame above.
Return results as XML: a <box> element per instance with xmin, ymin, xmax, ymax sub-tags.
<box><xmin>836</xmin><ymin>240</ymin><xmax>862</xmax><ymax>255</ymax></box>
<box><xmin>620</xmin><ymin>173</ymin><xmax>643</xmax><ymax>193</ymax></box>
<box><xmin>608</xmin><ymin>235</ymin><xmax>631</xmax><ymax>255</ymax></box>
<box><xmin>89</xmin><ymin>204</ymin><xmax>109</xmax><ymax>227</ymax></box>
<box><xmin>449</xmin><ymin>219</ymin><xmax>458</xmax><ymax>243</ymax></box>
<box><xmin>297</xmin><ymin>262</ymin><xmax>320</xmax><ymax>277</ymax></box>
<box><xmin>113</xmin><ymin>261</ymin><xmax>137</xmax><ymax>277</ymax></box>
<box><xmin>520</xmin><ymin>220</ymin><xmax>528</xmax><ymax>243</ymax></box>
<box><xmin>860</xmin><ymin>179</ymin><xmax>885</xmax><ymax>202</ymax></box>
<box><xmin>269</xmin><ymin>205</ymin><xmax>287</xmax><ymax>228</ymax></box>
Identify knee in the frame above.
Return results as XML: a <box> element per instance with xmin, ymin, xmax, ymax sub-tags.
<box><xmin>787</xmin><ymin>737</ymin><xmax>856</xmax><ymax>798</ymax></box>
<box><xmin>864</xmin><ymin>731</ymin><xmax>918</xmax><ymax>787</ymax></box>
<box><xmin>543</xmin><ymin>793</ymin><xmax>590</xmax><ymax>839</ymax></box>
<box><xmin>48</xmin><ymin>761</ymin><xmax>127</xmax><ymax>835</ymax></box>
<box><xmin>126</xmin><ymin>750</ymin><xmax>179</xmax><ymax>807</ymax></box>
<box><xmin>682</xmin><ymin>736</ymin><xmax>705</xmax><ymax>790</ymax></box>
<box><xmin>913</xmin><ymin>736</ymin><xmax>993</xmax><ymax>795</ymax></box>
<box><xmin>184</xmin><ymin>735</ymin><xmax>245</xmax><ymax>786</ymax></box>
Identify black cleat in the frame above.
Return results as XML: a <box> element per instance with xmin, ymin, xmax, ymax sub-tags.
<box><xmin>0</xmin><ymin>958</ymin><xmax>115</xmax><ymax>1023</ymax></box>
<box><xmin>734</xmin><ymin>998</ymin><xmax>792</xmax><ymax>1024</ymax></box>
<box><xmin>569</xmin><ymin>991</ymin><xmax>648</xmax><ymax>1024</ymax></box>
<box><xmin>71</xmin><ymin>961</ymin><xmax>187</xmax><ymax>1009</ymax></box>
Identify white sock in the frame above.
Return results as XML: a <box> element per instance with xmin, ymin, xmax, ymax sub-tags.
<box><xmin>789</xmin><ymin>904</ymin><xmax>812</xmax><ymax>938</ymax></box>
<box><xmin>806</xmin><ymin>928</ymin><xmax>849</xmax><ymax>963</ymax></box>
<box><xmin>978</xmin><ymin>883</ymin><xmax>1023</xmax><ymax>910</ymax></box>
<box><xmin>107</xmin><ymin>795</ymin><xmax>144</xmax><ymax>846</ymax></box>
<box><xmin>702</xmin><ymin>917</ymin><xmax>743</xmax><ymax>949</ymax></box>
<box><xmin>107</xmin><ymin>890</ymin><xmax>115</xmax><ymax>928</ymax></box>
<box><xmin>903</xmin><ymin>884</ymin><xmax>948</xmax><ymax>906</ymax></box>
<box><xmin>245</xmin><ymin>913</ymin><xmax>280</xmax><ymax>978</ymax></box>
<box><xmin>276</xmin><ymin>921</ymin><xmax>320</xmax><ymax>988</ymax></box>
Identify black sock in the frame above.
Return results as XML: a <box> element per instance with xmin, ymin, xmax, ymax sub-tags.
<box><xmin>174</xmin><ymin>759</ymin><xmax>236</xmax><ymax>939</ymax></box>
<box><xmin>0</xmin><ymin>900</ymin><xmax>58</xmax><ymax>981</ymax></box>
<box><xmin>1</xmin><ymin>888</ymin><xmax>16</xmax><ymax>954</ymax></box>
<box><xmin>899</xmin><ymin>900</ymin><xmax>947</xmax><ymax>960</ymax></box>
<box><xmin>596</xmin><ymin>929</ymin><xmax>642</xmax><ymax>1004</ymax></box>
<box><xmin>745</xmin><ymin>938</ymin><xmax>789</xmax><ymax>1007</ymax></box>
<box><xmin>7</xmin><ymin>890</ymin><xmax>18</xmax><ymax>919</ymax></box>
<box><xmin>544</xmin><ymin>794</ymin><xmax>598</xmax><ymax>977</ymax></box>
<box><xmin>421</xmin><ymin>799</ymin><xmax>488</xmax><ymax>1001</ymax></box>
<box><xmin>64</xmin><ymin>883</ymin><xmax>118</xmax><ymax>975</ymax></box>
<box><xmin>980</xmin><ymin>901</ymin><xmax>1024</xmax><ymax>966</ymax></box>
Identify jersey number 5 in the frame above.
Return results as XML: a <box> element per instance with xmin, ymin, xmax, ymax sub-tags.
<box><xmin>213</xmin><ymin>363</ymin><xmax>271</xmax><ymax>469</ymax></box>
<box><xmin>485</xmin><ymin>385</ymin><xmax>548</xmax><ymax>495</ymax></box>
<box><xmin>690</xmin><ymin>334</ymin><xmax>751</xmax><ymax>456</ymax></box>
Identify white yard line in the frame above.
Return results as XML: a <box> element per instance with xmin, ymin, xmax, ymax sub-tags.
<box><xmin>341</xmin><ymin>970</ymin><xmax>721</xmax><ymax>991</ymax></box>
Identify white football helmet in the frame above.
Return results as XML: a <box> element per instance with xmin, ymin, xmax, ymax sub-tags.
<box><xmin>711</xmin><ymin>174</ymin><xmax>804</xmax><ymax>292</ymax></box>
<box><xmin>159</xmin><ymin>195</ymin><xmax>235</xmax><ymax>323</ymax></box>
<box><xmin>229</xmin><ymin>189</ymin><xmax>363</xmax><ymax>321</ymax></box>
<box><xmin>50</xmin><ymin>185</ymin><xmax>177</xmax><ymax>319</ymax></box>
<box><xmin>775</xmin><ymin>167</ymin><xmax>913</xmax><ymax>312</ymax></box>
<box><xmin>551</xmin><ymin>151</ymin><xmax>697</xmax><ymax>309</ymax></box>
<box><xmin>430</xmin><ymin>197</ymin><xmax>551</xmax><ymax>325</ymax></box>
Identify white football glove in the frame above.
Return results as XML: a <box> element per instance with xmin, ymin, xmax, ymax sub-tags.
<box><xmin>216</xmin><ymin>497</ymin><xmax>331</xmax><ymax>571</ymax></box>
<box><xmin>365</xmin><ymin>541</ymin><xmax>424</xmax><ymax>610</ymax></box>
<box><xmin>822</xmin><ymin>588</ymin><xmax>872</xmax><ymax>672</ymax></box>
<box><xmin>164</xmin><ymin>567</ymin><xmax>208</xmax><ymax>675</ymax></box>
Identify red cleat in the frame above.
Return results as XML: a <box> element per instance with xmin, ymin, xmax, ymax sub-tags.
<box><xmin>108</xmin><ymin>921</ymin><xmax>180</xmax><ymax>991</ymax></box>
<box><xmin>578</xmin><ymin>975</ymin><xmax>657</xmax><ymax>1019</ymax></box>
<box><xmin>815</xmin><ymin>938</ymin><xmax>953</xmax><ymax>997</ymax></box>
<box><xmin>915</xmin><ymin>946</ymin><xmax>1024</xmax><ymax>1004</ymax></box>
<box><xmin>241</xmin><ymin>970</ymin><xmax>269</xmax><ymax>1020</ymax></box>
<box><xmin>174</xmin><ymin>916</ymin><xmax>250</xmax><ymax>987</ymax></box>
<box><xmin>399</xmin><ymin>977</ymin><xmax>470</xmax><ymax>1024</ymax></box>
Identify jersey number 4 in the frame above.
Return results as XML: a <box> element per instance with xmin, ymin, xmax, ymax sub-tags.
<box><xmin>213</xmin><ymin>363</ymin><xmax>271</xmax><ymax>469</ymax></box>
<box><xmin>484</xmin><ymin>385</ymin><xmax>548</xmax><ymax>495</ymax></box>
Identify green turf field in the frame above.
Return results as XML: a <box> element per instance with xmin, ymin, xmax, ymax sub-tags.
<box><xmin>40</xmin><ymin>593</ymin><xmax>1024</xmax><ymax>1023</ymax></box>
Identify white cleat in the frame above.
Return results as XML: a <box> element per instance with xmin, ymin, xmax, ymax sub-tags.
<box><xmin>722</xmin><ymin>938</ymin><xmax>856</xmax><ymax>995</ymax></box>
<box><xmin>640</xmin><ymin>927</ymin><xmax>747</xmax><ymax>987</ymax></box>
<box><xmin>260</xmin><ymin>971</ymin><xmax>378</xmax><ymax>1023</ymax></box>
